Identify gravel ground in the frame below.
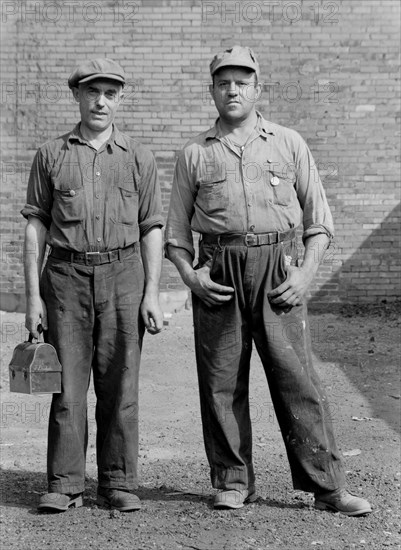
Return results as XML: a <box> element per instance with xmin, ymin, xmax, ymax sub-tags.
<box><xmin>0</xmin><ymin>302</ymin><xmax>400</xmax><ymax>550</ymax></box>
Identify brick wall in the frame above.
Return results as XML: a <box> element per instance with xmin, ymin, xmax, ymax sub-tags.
<box><xmin>1</xmin><ymin>0</ymin><xmax>400</xmax><ymax>310</ymax></box>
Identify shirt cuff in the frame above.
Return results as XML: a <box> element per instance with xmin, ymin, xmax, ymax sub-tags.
<box><xmin>164</xmin><ymin>239</ymin><xmax>195</xmax><ymax>261</ymax></box>
<box><xmin>302</xmin><ymin>224</ymin><xmax>334</xmax><ymax>244</ymax></box>
<box><xmin>20</xmin><ymin>204</ymin><xmax>51</xmax><ymax>228</ymax></box>
<box><xmin>139</xmin><ymin>216</ymin><xmax>164</xmax><ymax>238</ymax></box>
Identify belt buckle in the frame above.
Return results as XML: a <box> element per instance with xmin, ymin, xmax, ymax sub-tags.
<box><xmin>245</xmin><ymin>233</ymin><xmax>258</xmax><ymax>246</ymax></box>
<box><xmin>85</xmin><ymin>251</ymin><xmax>101</xmax><ymax>265</ymax></box>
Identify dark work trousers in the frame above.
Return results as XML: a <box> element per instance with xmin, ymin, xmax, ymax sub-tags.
<box><xmin>192</xmin><ymin>238</ymin><xmax>346</xmax><ymax>494</ymax></box>
<box><xmin>40</xmin><ymin>247</ymin><xmax>145</xmax><ymax>494</ymax></box>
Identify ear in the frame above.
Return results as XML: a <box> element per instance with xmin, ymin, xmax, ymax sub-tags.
<box><xmin>209</xmin><ymin>83</ymin><xmax>215</xmax><ymax>102</ymax></box>
<box><xmin>71</xmin><ymin>87</ymin><xmax>80</xmax><ymax>103</ymax></box>
<box><xmin>254</xmin><ymin>82</ymin><xmax>262</xmax><ymax>101</ymax></box>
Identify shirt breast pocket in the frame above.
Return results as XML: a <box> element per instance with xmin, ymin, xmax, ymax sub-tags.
<box><xmin>52</xmin><ymin>185</ymin><xmax>85</xmax><ymax>223</ymax></box>
<box><xmin>264</xmin><ymin>169</ymin><xmax>295</xmax><ymax>207</ymax></box>
<box><xmin>198</xmin><ymin>167</ymin><xmax>228</xmax><ymax>214</ymax></box>
<box><xmin>112</xmin><ymin>184</ymin><xmax>138</xmax><ymax>225</ymax></box>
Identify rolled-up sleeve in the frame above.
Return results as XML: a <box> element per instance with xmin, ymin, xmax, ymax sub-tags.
<box><xmin>20</xmin><ymin>149</ymin><xmax>53</xmax><ymax>228</ymax></box>
<box><xmin>294</xmin><ymin>138</ymin><xmax>334</xmax><ymax>242</ymax></box>
<box><xmin>137</xmin><ymin>148</ymin><xmax>164</xmax><ymax>237</ymax></box>
<box><xmin>165</xmin><ymin>149</ymin><xmax>197</xmax><ymax>259</ymax></box>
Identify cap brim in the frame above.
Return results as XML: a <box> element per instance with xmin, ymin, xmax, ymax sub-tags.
<box><xmin>211</xmin><ymin>61</ymin><xmax>258</xmax><ymax>76</ymax></box>
<box><xmin>70</xmin><ymin>73</ymin><xmax>125</xmax><ymax>88</ymax></box>
<box><xmin>78</xmin><ymin>74</ymin><xmax>125</xmax><ymax>85</ymax></box>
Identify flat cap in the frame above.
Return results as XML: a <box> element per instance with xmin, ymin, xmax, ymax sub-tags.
<box><xmin>68</xmin><ymin>58</ymin><xmax>125</xmax><ymax>89</ymax></box>
<box><xmin>210</xmin><ymin>45</ymin><xmax>260</xmax><ymax>78</ymax></box>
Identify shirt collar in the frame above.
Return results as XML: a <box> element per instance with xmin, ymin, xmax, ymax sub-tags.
<box><xmin>66</xmin><ymin>124</ymin><xmax>86</xmax><ymax>148</ymax></box>
<box><xmin>255</xmin><ymin>112</ymin><xmax>276</xmax><ymax>137</ymax></box>
<box><xmin>205</xmin><ymin>111</ymin><xmax>275</xmax><ymax>141</ymax></box>
<box><xmin>67</xmin><ymin>123</ymin><xmax>128</xmax><ymax>151</ymax></box>
<box><xmin>112</xmin><ymin>125</ymin><xmax>128</xmax><ymax>150</ymax></box>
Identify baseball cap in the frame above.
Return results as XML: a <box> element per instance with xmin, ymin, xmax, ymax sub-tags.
<box><xmin>68</xmin><ymin>58</ymin><xmax>126</xmax><ymax>89</ymax></box>
<box><xmin>209</xmin><ymin>46</ymin><xmax>260</xmax><ymax>78</ymax></box>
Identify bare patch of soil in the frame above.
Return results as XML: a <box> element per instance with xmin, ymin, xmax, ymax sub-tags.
<box><xmin>1</xmin><ymin>303</ymin><xmax>400</xmax><ymax>549</ymax></box>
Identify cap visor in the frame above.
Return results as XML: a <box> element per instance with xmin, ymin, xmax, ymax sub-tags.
<box><xmin>212</xmin><ymin>61</ymin><xmax>258</xmax><ymax>75</ymax></box>
<box><xmin>77</xmin><ymin>74</ymin><xmax>125</xmax><ymax>85</ymax></box>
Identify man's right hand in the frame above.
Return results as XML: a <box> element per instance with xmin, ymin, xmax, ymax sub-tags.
<box><xmin>166</xmin><ymin>245</ymin><xmax>234</xmax><ymax>307</ymax></box>
<box><xmin>189</xmin><ymin>265</ymin><xmax>234</xmax><ymax>307</ymax></box>
<box><xmin>25</xmin><ymin>296</ymin><xmax>48</xmax><ymax>338</ymax></box>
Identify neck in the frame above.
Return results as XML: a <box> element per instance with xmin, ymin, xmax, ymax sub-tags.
<box><xmin>79</xmin><ymin>123</ymin><xmax>113</xmax><ymax>149</ymax></box>
<box><xmin>219</xmin><ymin>111</ymin><xmax>258</xmax><ymax>139</ymax></box>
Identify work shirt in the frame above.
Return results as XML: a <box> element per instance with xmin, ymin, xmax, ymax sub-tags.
<box><xmin>166</xmin><ymin>113</ymin><xmax>334</xmax><ymax>259</ymax></box>
<box><xmin>22</xmin><ymin>124</ymin><xmax>163</xmax><ymax>252</ymax></box>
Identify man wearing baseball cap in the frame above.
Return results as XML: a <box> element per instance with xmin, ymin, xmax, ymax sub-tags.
<box><xmin>165</xmin><ymin>46</ymin><xmax>372</xmax><ymax>516</ymax></box>
<box><xmin>22</xmin><ymin>58</ymin><xmax>164</xmax><ymax>512</ymax></box>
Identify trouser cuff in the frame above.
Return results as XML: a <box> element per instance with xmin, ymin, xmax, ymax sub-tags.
<box><xmin>48</xmin><ymin>482</ymin><xmax>84</xmax><ymax>494</ymax></box>
<box><xmin>211</xmin><ymin>464</ymin><xmax>255</xmax><ymax>491</ymax></box>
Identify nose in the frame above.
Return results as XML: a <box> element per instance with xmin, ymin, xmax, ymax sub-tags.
<box><xmin>95</xmin><ymin>93</ymin><xmax>106</xmax><ymax>107</ymax></box>
<box><xmin>227</xmin><ymin>82</ymin><xmax>238</xmax><ymax>96</ymax></box>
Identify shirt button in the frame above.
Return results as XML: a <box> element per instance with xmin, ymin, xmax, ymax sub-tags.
<box><xmin>95</xmin><ymin>194</ymin><xmax>100</xmax><ymax>199</ymax></box>
<box><xmin>96</xmin><ymin>215</ymin><xmax>100</xmax><ymax>220</ymax></box>
<box><xmin>271</xmin><ymin>176</ymin><xmax>280</xmax><ymax>186</ymax></box>
<box><xmin>96</xmin><ymin>237</ymin><xmax>101</xmax><ymax>242</ymax></box>
<box><xmin>96</xmin><ymin>172</ymin><xmax>100</xmax><ymax>176</ymax></box>
<box><xmin>69</xmin><ymin>190</ymin><xmax>76</xmax><ymax>196</ymax></box>
<box><xmin>250</xmin><ymin>225</ymin><xmax>255</xmax><ymax>231</ymax></box>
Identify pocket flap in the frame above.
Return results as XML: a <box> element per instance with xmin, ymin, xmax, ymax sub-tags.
<box><xmin>199</xmin><ymin>165</ymin><xmax>226</xmax><ymax>184</ymax></box>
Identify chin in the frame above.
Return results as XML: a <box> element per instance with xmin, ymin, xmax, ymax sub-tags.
<box><xmin>90</xmin><ymin>122</ymin><xmax>110</xmax><ymax>132</ymax></box>
<box><xmin>225</xmin><ymin>110</ymin><xmax>245</xmax><ymax>119</ymax></box>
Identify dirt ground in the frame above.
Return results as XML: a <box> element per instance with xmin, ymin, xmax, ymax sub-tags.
<box><xmin>0</xmin><ymin>301</ymin><xmax>400</xmax><ymax>550</ymax></box>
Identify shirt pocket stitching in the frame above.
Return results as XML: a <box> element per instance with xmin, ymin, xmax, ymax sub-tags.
<box><xmin>52</xmin><ymin>187</ymin><xmax>85</xmax><ymax>223</ymax></box>
<box><xmin>111</xmin><ymin>184</ymin><xmax>139</xmax><ymax>226</ymax></box>
<box><xmin>198</xmin><ymin>166</ymin><xmax>228</xmax><ymax>212</ymax></box>
<box><xmin>264</xmin><ymin>169</ymin><xmax>294</xmax><ymax>207</ymax></box>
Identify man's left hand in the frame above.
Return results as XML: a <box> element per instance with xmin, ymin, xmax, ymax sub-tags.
<box><xmin>267</xmin><ymin>265</ymin><xmax>314</xmax><ymax>308</ymax></box>
<box><xmin>141</xmin><ymin>294</ymin><xmax>164</xmax><ymax>335</ymax></box>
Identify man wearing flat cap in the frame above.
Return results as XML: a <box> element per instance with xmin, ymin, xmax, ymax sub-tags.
<box><xmin>22</xmin><ymin>58</ymin><xmax>164</xmax><ymax>512</ymax></box>
<box><xmin>166</xmin><ymin>46</ymin><xmax>371</xmax><ymax>515</ymax></box>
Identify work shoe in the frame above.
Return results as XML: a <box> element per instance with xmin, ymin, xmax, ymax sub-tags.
<box><xmin>96</xmin><ymin>488</ymin><xmax>141</xmax><ymax>512</ymax></box>
<box><xmin>37</xmin><ymin>492</ymin><xmax>83</xmax><ymax>512</ymax></box>
<box><xmin>214</xmin><ymin>488</ymin><xmax>257</xmax><ymax>509</ymax></box>
<box><xmin>314</xmin><ymin>488</ymin><xmax>372</xmax><ymax>516</ymax></box>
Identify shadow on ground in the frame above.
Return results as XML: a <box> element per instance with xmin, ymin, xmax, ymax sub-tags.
<box><xmin>0</xmin><ymin>468</ymin><xmax>308</xmax><ymax>514</ymax></box>
<box><xmin>308</xmin><ymin>301</ymin><xmax>401</xmax><ymax>435</ymax></box>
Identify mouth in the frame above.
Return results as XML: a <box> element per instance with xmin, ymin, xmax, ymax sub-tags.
<box><xmin>91</xmin><ymin>111</ymin><xmax>107</xmax><ymax>117</ymax></box>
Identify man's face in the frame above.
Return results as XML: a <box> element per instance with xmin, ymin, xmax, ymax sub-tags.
<box><xmin>209</xmin><ymin>67</ymin><xmax>261</xmax><ymax>122</ymax></box>
<box><xmin>72</xmin><ymin>79</ymin><xmax>124</xmax><ymax>133</ymax></box>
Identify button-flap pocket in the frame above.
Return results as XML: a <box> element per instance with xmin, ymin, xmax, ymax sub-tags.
<box><xmin>198</xmin><ymin>165</ymin><xmax>228</xmax><ymax>212</ymax></box>
<box><xmin>112</xmin><ymin>184</ymin><xmax>138</xmax><ymax>225</ymax></box>
<box><xmin>52</xmin><ymin>186</ymin><xmax>84</xmax><ymax>223</ymax></box>
<box><xmin>264</xmin><ymin>165</ymin><xmax>295</xmax><ymax>207</ymax></box>
<box><xmin>198</xmin><ymin>164</ymin><xmax>226</xmax><ymax>185</ymax></box>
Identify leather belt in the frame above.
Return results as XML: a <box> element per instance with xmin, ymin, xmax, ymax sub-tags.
<box><xmin>201</xmin><ymin>229</ymin><xmax>296</xmax><ymax>247</ymax></box>
<box><xmin>49</xmin><ymin>243</ymin><xmax>138</xmax><ymax>265</ymax></box>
